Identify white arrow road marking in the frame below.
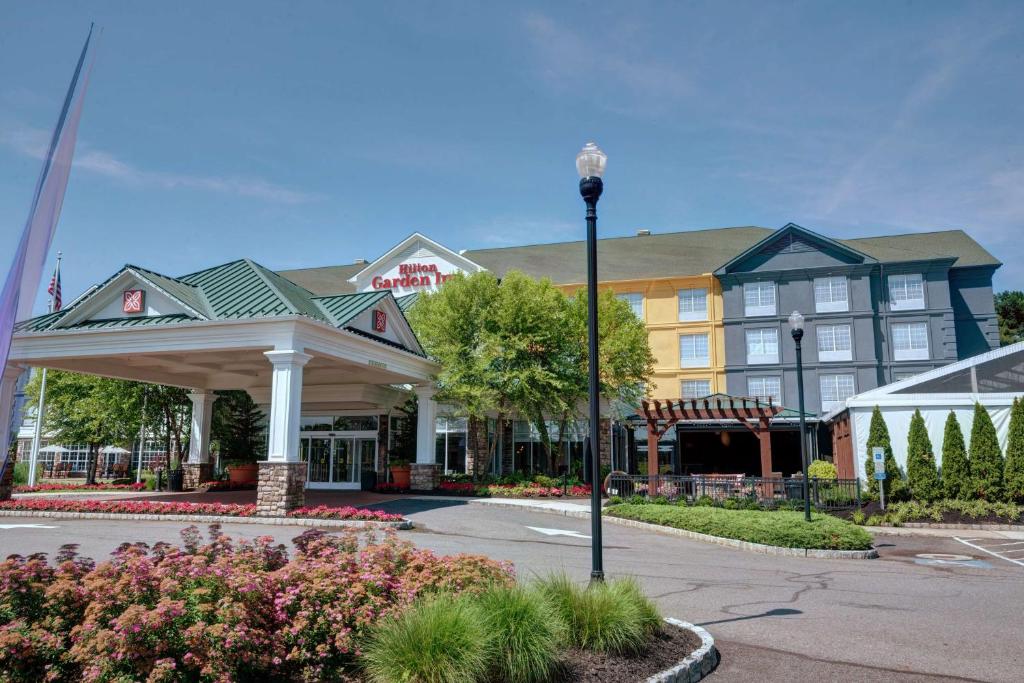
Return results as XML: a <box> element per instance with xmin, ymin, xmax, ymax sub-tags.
<box><xmin>0</xmin><ymin>524</ymin><xmax>59</xmax><ymax>529</ymax></box>
<box><xmin>526</xmin><ymin>526</ymin><xmax>591</xmax><ymax>539</ymax></box>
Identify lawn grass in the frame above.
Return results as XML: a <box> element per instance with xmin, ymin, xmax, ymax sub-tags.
<box><xmin>604</xmin><ymin>503</ymin><xmax>873</xmax><ymax>551</ymax></box>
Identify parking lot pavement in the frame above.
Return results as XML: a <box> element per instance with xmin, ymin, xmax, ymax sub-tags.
<box><xmin>952</xmin><ymin>536</ymin><xmax>1024</xmax><ymax>568</ymax></box>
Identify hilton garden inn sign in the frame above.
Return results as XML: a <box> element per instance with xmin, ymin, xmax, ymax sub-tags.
<box><xmin>347</xmin><ymin>233</ymin><xmax>486</xmax><ymax>296</ymax></box>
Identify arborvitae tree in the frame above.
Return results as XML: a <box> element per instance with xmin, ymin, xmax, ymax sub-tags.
<box><xmin>1003</xmin><ymin>398</ymin><xmax>1024</xmax><ymax>503</ymax></box>
<box><xmin>865</xmin><ymin>406</ymin><xmax>906</xmax><ymax>500</ymax></box>
<box><xmin>941</xmin><ymin>411</ymin><xmax>970</xmax><ymax>500</ymax></box>
<box><xmin>906</xmin><ymin>409</ymin><xmax>941</xmax><ymax>501</ymax></box>
<box><xmin>969</xmin><ymin>403</ymin><xmax>1004</xmax><ymax>501</ymax></box>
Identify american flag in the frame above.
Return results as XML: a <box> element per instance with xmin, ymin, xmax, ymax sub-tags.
<box><xmin>47</xmin><ymin>257</ymin><xmax>62</xmax><ymax>311</ymax></box>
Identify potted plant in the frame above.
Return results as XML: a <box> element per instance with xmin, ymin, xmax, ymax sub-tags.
<box><xmin>390</xmin><ymin>458</ymin><xmax>412</xmax><ymax>489</ymax></box>
<box><xmin>226</xmin><ymin>460</ymin><xmax>259</xmax><ymax>484</ymax></box>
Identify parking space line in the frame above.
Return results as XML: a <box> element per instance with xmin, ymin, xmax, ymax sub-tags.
<box><xmin>991</xmin><ymin>541</ymin><xmax>1024</xmax><ymax>546</ymax></box>
<box><xmin>955</xmin><ymin>537</ymin><xmax>1024</xmax><ymax>567</ymax></box>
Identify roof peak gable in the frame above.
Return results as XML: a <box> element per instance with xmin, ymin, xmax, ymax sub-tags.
<box><xmin>714</xmin><ymin>223</ymin><xmax>876</xmax><ymax>275</ymax></box>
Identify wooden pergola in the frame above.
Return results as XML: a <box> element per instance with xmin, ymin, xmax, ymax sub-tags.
<box><xmin>637</xmin><ymin>396</ymin><xmax>785</xmax><ymax>485</ymax></box>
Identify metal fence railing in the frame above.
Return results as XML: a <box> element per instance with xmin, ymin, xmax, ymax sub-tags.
<box><xmin>604</xmin><ymin>474</ymin><xmax>861</xmax><ymax>510</ymax></box>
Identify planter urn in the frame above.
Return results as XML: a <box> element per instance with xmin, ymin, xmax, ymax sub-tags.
<box><xmin>390</xmin><ymin>464</ymin><xmax>411</xmax><ymax>489</ymax></box>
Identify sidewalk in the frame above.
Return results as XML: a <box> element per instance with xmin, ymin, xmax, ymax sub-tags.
<box><xmin>866</xmin><ymin>525</ymin><xmax>1024</xmax><ymax>540</ymax></box>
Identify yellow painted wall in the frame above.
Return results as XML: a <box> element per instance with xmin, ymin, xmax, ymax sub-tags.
<box><xmin>559</xmin><ymin>274</ymin><xmax>725</xmax><ymax>398</ymax></box>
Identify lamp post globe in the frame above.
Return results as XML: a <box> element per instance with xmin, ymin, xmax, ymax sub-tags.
<box><xmin>789</xmin><ymin>310</ymin><xmax>812</xmax><ymax>522</ymax></box>
<box><xmin>578</xmin><ymin>141</ymin><xmax>606</xmax><ymax>582</ymax></box>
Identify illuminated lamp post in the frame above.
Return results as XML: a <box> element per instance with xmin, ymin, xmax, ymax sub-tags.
<box><xmin>789</xmin><ymin>310</ymin><xmax>812</xmax><ymax>522</ymax></box>
<box><xmin>577</xmin><ymin>141</ymin><xmax>607</xmax><ymax>582</ymax></box>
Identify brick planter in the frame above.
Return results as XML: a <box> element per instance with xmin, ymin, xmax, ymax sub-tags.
<box><xmin>256</xmin><ymin>462</ymin><xmax>307</xmax><ymax>516</ymax></box>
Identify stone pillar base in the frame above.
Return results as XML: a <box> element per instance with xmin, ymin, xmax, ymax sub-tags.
<box><xmin>256</xmin><ymin>462</ymin><xmax>307</xmax><ymax>516</ymax></box>
<box><xmin>410</xmin><ymin>463</ymin><xmax>441</xmax><ymax>491</ymax></box>
<box><xmin>183</xmin><ymin>463</ymin><xmax>214</xmax><ymax>490</ymax></box>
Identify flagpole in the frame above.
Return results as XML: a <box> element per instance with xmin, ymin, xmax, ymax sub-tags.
<box><xmin>27</xmin><ymin>252</ymin><xmax>61</xmax><ymax>486</ymax></box>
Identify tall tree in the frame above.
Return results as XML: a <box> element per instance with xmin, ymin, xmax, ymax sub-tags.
<box><xmin>941</xmin><ymin>411</ymin><xmax>970</xmax><ymax>500</ymax></box>
<box><xmin>211</xmin><ymin>390</ymin><xmax>266</xmax><ymax>462</ymax></box>
<box><xmin>995</xmin><ymin>291</ymin><xmax>1024</xmax><ymax>346</ymax></box>
<box><xmin>864</xmin><ymin>406</ymin><xmax>906</xmax><ymax>501</ymax></box>
<box><xmin>408</xmin><ymin>270</ymin><xmax>653</xmax><ymax>476</ymax></box>
<box><xmin>906</xmin><ymin>409</ymin><xmax>940</xmax><ymax>501</ymax></box>
<box><xmin>1003</xmin><ymin>398</ymin><xmax>1024</xmax><ymax>502</ymax></box>
<box><xmin>968</xmin><ymin>402</ymin><xmax>1004</xmax><ymax>501</ymax></box>
<box><xmin>26</xmin><ymin>370</ymin><xmax>143</xmax><ymax>484</ymax></box>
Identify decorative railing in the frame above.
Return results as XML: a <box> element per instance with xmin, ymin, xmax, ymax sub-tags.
<box><xmin>604</xmin><ymin>474</ymin><xmax>861</xmax><ymax>510</ymax></box>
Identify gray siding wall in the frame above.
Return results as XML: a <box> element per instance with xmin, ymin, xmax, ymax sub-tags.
<box><xmin>720</xmin><ymin>250</ymin><xmax>997</xmax><ymax>415</ymax></box>
<box><xmin>948</xmin><ymin>266</ymin><xmax>1000</xmax><ymax>357</ymax></box>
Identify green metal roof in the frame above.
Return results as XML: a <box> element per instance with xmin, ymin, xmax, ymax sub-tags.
<box><xmin>14</xmin><ymin>309</ymin><xmax>68</xmax><ymax>332</ymax></box>
<box><xmin>65</xmin><ymin>314</ymin><xmax>199</xmax><ymax>330</ymax></box>
<box><xmin>129</xmin><ymin>265</ymin><xmax>211</xmax><ymax>317</ymax></box>
<box><xmin>313</xmin><ymin>290</ymin><xmax>390</xmax><ymax>326</ymax></box>
<box><xmin>396</xmin><ymin>293</ymin><xmax>419</xmax><ymax>312</ymax></box>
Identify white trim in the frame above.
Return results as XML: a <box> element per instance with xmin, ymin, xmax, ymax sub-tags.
<box><xmin>347</xmin><ymin>232</ymin><xmax>485</xmax><ymax>287</ymax></box>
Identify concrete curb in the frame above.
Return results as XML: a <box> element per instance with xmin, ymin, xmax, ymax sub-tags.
<box><xmin>602</xmin><ymin>515</ymin><xmax>878</xmax><ymax>559</ymax></box>
<box><xmin>466</xmin><ymin>499</ymin><xmax>592</xmax><ymax>518</ymax></box>
<box><xmin>0</xmin><ymin>509</ymin><xmax>413</xmax><ymax>530</ymax></box>
<box><xmin>644</xmin><ymin>618</ymin><xmax>718</xmax><ymax>683</ymax></box>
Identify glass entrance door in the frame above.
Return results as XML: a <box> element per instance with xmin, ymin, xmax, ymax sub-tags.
<box><xmin>300</xmin><ymin>434</ymin><xmax>376</xmax><ymax>488</ymax></box>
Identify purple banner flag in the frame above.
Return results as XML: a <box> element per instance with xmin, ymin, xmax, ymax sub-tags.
<box><xmin>1</xmin><ymin>26</ymin><xmax>96</xmax><ymax>470</ymax></box>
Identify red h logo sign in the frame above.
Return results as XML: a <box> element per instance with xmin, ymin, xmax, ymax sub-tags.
<box><xmin>373</xmin><ymin>309</ymin><xmax>387</xmax><ymax>333</ymax></box>
<box><xmin>123</xmin><ymin>289</ymin><xmax>145</xmax><ymax>314</ymax></box>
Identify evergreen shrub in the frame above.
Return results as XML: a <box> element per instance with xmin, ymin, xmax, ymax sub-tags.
<box><xmin>941</xmin><ymin>411</ymin><xmax>971</xmax><ymax>500</ymax></box>
<box><xmin>969</xmin><ymin>403</ymin><xmax>1004</xmax><ymax>501</ymax></box>
<box><xmin>906</xmin><ymin>409</ymin><xmax>941</xmax><ymax>501</ymax></box>
<box><xmin>1004</xmin><ymin>398</ymin><xmax>1024</xmax><ymax>503</ymax></box>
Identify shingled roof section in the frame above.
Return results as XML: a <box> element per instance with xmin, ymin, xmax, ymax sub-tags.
<box><xmin>276</xmin><ymin>263</ymin><xmax>363</xmax><ymax>296</ymax></box>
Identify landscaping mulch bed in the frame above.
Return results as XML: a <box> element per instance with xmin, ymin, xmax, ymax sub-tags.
<box><xmin>833</xmin><ymin>501</ymin><xmax>1024</xmax><ymax>526</ymax></box>
<box><xmin>561</xmin><ymin>625</ymin><xmax>701</xmax><ymax>682</ymax></box>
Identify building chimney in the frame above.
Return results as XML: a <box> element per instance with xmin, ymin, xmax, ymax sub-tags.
<box><xmin>636</xmin><ymin>229</ymin><xmax>651</xmax><ymax>237</ymax></box>
<box><xmin>354</xmin><ymin>258</ymin><xmax>368</xmax><ymax>264</ymax></box>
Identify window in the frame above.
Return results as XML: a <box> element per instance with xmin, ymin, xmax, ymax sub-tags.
<box><xmin>816</xmin><ymin>324</ymin><xmax>853</xmax><ymax>362</ymax></box>
<box><xmin>744</xmin><ymin>282</ymin><xmax>776</xmax><ymax>316</ymax></box>
<box><xmin>894</xmin><ymin>372</ymin><xmax>917</xmax><ymax>382</ymax></box>
<box><xmin>814</xmin><ymin>276</ymin><xmax>849</xmax><ymax>313</ymax></box>
<box><xmin>747</xmin><ymin>376</ymin><xmax>782</xmax><ymax>404</ymax></box>
<box><xmin>892</xmin><ymin>322</ymin><xmax>929</xmax><ymax>360</ymax></box>
<box><xmin>745</xmin><ymin>328</ymin><xmax>779</xmax><ymax>364</ymax></box>
<box><xmin>681</xmin><ymin>379</ymin><xmax>711</xmax><ymax>399</ymax></box>
<box><xmin>679</xmin><ymin>334</ymin><xmax>710</xmax><ymax>367</ymax></box>
<box><xmin>820</xmin><ymin>374</ymin><xmax>855</xmax><ymax>412</ymax></box>
<box><xmin>678</xmin><ymin>288</ymin><xmax>708</xmax><ymax>321</ymax></box>
<box><xmin>617</xmin><ymin>292</ymin><xmax>643</xmax><ymax>319</ymax></box>
<box><xmin>888</xmin><ymin>274</ymin><xmax>925</xmax><ymax>311</ymax></box>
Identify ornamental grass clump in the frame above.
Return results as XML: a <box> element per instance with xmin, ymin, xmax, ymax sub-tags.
<box><xmin>362</xmin><ymin>596</ymin><xmax>493</xmax><ymax>683</ymax></box>
<box><xmin>476</xmin><ymin>583</ymin><xmax>565</xmax><ymax>683</ymax></box>
<box><xmin>534</xmin><ymin>573</ymin><xmax>659</xmax><ymax>655</ymax></box>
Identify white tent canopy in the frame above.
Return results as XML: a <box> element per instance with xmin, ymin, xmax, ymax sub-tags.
<box><xmin>827</xmin><ymin>341</ymin><xmax>1024</xmax><ymax>478</ymax></box>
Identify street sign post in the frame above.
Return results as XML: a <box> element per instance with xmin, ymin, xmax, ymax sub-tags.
<box><xmin>873</xmin><ymin>447</ymin><xmax>887</xmax><ymax>511</ymax></box>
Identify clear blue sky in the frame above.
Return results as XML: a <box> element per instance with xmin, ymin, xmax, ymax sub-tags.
<box><xmin>2</xmin><ymin>1</ymin><xmax>1022</xmax><ymax>314</ymax></box>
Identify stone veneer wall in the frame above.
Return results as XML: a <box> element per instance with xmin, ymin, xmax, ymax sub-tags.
<box><xmin>182</xmin><ymin>463</ymin><xmax>213</xmax><ymax>490</ymax></box>
<box><xmin>256</xmin><ymin>462</ymin><xmax>307</xmax><ymax>516</ymax></box>
<box><xmin>410</xmin><ymin>463</ymin><xmax>440</xmax><ymax>491</ymax></box>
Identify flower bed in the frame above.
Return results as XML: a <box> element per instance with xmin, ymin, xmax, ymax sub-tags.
<box><xmin>0</xmin><ymin>527</ymin><xmax>512</xmax><ymax>682</ymax></box>
<box><xmin>0</xmin><ymin>498</ymin><xmax>404</xmax><ymax>521</ymax></box>
<box><xmin>14</xmin><ymin>482</ymin><xmax>147</xmax><ymax>493</ymax></box>
<box><xmin>437</xmin><ymin>480</ymin><xmax>593</xmax><ymax>498</ymax></box>
<box><xmin>203</xmin><ymin>480</ymin><xmax>258</xmax><ymax>492</ymax></box>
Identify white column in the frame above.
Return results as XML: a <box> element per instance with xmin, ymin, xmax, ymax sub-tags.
<box><xmin>1</xmin><ymin>366</ymin><xmax>26</xmax><ymax>471</ymax></box>
<box><xmin>264</xmin><ymin>350</ymin><xmax>311</xmax><ymax>463</ymax></box>
<box><xmin>186</xmin><ymin>391</ymin><xmax>218</xmax><ymax>464</ymax></box>
<box><xmin>413</xmin><ymin>384</ymin><xmax>437</xmax><ymax>465</ymax></box>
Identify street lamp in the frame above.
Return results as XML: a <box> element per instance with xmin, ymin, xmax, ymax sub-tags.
<box><xmin>788</xmin><ymin>310</ymin><xmax>812</xmax><ymax>522</ymax></box>
<box><xmin>578</xmin><ymin>141</ymin><xmax>606</xmax><ymax>582</ymax></box>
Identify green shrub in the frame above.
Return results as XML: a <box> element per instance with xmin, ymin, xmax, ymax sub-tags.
<box><xmin>476</xmin><ymin>584</ymin><xmax>563</xmax><ymax>683</ymax></box>
<box><xmin>969</xmin><ymin>403</ymin><xmax>1004</xmax><ymax>501</ymax></box>
<box><xmin>534</xmin><ymin>574</ymin><xmax>650</xmax><ymax>655</ymax></box>
<box><xmin>363</xmin><ymin>596</ymin><xmax>492</xmax><ymax>683</ymax></box>
<box><xmin>1004</xmin><ymin>398</ymin><xmax>1024</xmax><ymax>503</ymax></box>
<box><xmin>865</xmin><ymin>406</ymin><xmax>907</xmax><ymax>501</ymax></box>
<box><xmin>941</xmin><ymin>411</ymin><xmax>970</xmax><ymax>500</ymax></box>
<box><xmin>851</xmin><ymin>510</ymin><xmax>866</xmax><ymax>525</ymax></box>
<box><xmin>12</xmin><ymin>461</ymin><xmax>29</xmax><ymax>485</ymax></box>
<box><xmin>694</xmin><ymin>495</ymin><xmax>714</xmax><ymax>507</ymax></box>
<box><xmin>605</xmin><ymin>495</ymin><xmax>623</xmax><ymax>506</ymax></box>
<box><xmin>807</xmin><ymin>460</ymin><xmax>837</xmax><ymax>480</ymax></box>
<box><xmin>906</xmin><ymin>409</ymin><xmax>941</xmax><ymax>501</ymax></box>
<box><xmin>604</xmin><ymin>504</ymin><xmax>873</xmax><ymax>550</ymax></box>
<box><xmin>651</xmin><ymin>495</ymin><xmax>670</xmax><ymax>505</ymax></box>
<box><xmin>628</xmin><ymin>494</ymin><xmax>646</xmax><ymax>505</ymax></box>
<box><xmin>532</xmin><ymin>474</ymin><xmax>560</xmax><ymax>488</ymax></box>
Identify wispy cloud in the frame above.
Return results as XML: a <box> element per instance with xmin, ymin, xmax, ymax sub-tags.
<box><xmin>521</xmin><ymin>12</ymin><xmax>694</xmax><ymax>115</ymax></box>
<box><xmin>470</xmin><ymin>216</ymin><xmax>580</xmax><ymax>248</ymax></box>
<box><xmin>1</xmin><ymin>124</ymin><xmax>321</xmax><ymax>204</ymax></box>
